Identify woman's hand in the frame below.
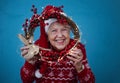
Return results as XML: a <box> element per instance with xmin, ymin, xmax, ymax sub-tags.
<box><xmin>20</xmin><ymin>44</ymin><xmax>39</xmax><ymax>64</ymax></box>
<box><xmin>21</xmin><ymin>46</ymin><xmax>29</xmax><ymax>57</ymax></box>
<box><xmin>67</xmin><ymin>47</ymin><xmax>84</xmax><ymax>73</ymax></box>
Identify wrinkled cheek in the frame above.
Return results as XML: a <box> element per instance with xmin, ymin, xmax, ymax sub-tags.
<box><xmin>48</xmin><ymin>36</ymin><xmax>56</xmax><ymax>43</ymax></box>
<box><xmin>67</xmin><ymin>37</ymin><xmax>70</xmax><ymax>44</ymax></box>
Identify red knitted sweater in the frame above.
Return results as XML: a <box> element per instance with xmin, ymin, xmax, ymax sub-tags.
<box><xmin>20</xmin><ymin>43</ymin><xmax>95</xmax><ymax>83</ymax></box>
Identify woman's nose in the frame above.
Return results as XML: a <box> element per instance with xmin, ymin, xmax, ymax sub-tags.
<box><xmin>57</xmin><ymin>31</ymin><xmax>63</xmax><ymax>37</ymax></box>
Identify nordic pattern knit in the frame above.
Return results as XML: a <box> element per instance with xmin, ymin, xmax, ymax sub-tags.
<box><xmin>20</xmin><ymin>43</ymin><xmax>95</xmax><ymax>83</ymax></box>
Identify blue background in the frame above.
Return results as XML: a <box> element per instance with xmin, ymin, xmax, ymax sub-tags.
<box><xmin>0</xmin><ymin>0</ymin><xmax>120</xmax><ymax>83</ymax></box>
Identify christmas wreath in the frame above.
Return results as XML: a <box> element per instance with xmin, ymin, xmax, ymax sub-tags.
<box><xmin>18</xmin><ymin>5</ymin><xmax>80</xmax><ymax>63</ymax></box>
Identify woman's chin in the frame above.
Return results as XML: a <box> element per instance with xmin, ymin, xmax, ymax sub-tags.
<box><xmin>54</xmin><ymin>46</ymin><xmax>65</xmax><ymax>51</ymax></box>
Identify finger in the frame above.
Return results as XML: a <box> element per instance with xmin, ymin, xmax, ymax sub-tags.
<box><xmin>70</xmin><ymin>50</ymin><xmax>83</xmax><ymax>57</ymax></box>
<box><xmin>21</xmin><ymin>50</ymin><xmax>28</xmax><ymax>56</ymax></box>
<box><xmin>71</xmin><ymin>47</ymin><xmax>80</xmax><ymax>51</ymax></box>
<box><xmin>20</xmin><ymin>45</ymin><xmax>32</xmax><ymax>51</ymax></box>
<box><xmin>71</xmin><ymin>48</ymin><xmax>82</xmax><ymax>54</ymax></box>
<box><xmin>67</xmin><ymin>55</ymin><xmax>79</xmax><ymax>62</ymax></box>
<box><xmin>20</xmin><ymin>46</ymin><xmax>29</xmax><ymax>51</ymax></box>
<box><xmin>68</xmin><ymin>52</ymin><xmax>81</xmax><ymax>59</ymax></box>
<box><xmin>71</xmin><ymin>47</ymin><xmax>77</xmax><ymax>50</ymax></box>
<box><xmin>78</xmin><ymin>56</ymin><xmax>83</xmax><ymax>61</ymax></box>
<box><xmin>70</xmin><ymin>50</ymin><xmax>79</xmax><ymax>55</ymax></box>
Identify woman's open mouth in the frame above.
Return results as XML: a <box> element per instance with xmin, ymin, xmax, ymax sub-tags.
<box><xmin>55</xmin><ymin>39</ymin><xmax>65</xmax><ymax>45</ymax></box>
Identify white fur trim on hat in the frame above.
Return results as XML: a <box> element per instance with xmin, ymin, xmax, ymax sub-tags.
<box><xmin>44</xmin><ymin>18</ymin><xmax>57</xmax><ymax>33</ymax></box>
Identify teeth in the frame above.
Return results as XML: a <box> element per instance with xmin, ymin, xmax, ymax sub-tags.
<box><xmin>56</xmin><ymin>39</ymin><xmax>64</xmax><ymax>42</ymax></box>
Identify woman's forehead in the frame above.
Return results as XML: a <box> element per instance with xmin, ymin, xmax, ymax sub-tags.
<box><xmin>49</xmin><ymin>22</ymin><xmax>70</xmax><ymax>29</ymax></box>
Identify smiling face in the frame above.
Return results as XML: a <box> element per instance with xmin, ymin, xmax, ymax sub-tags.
<box><xmin>47</xmin><ymin>22</ymin><xmax>70</xmax><ymax>51</ymax></box>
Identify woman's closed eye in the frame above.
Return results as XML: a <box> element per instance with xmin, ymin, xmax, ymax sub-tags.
<box><xmin>62</xmin><ymin>28</ymin><xmax>68</xmax><ymax>31</ymax></box>
<box><xmin>51</xmin><ymin>29</ymin><xmax>57</xmax><ymax>33</ymax></box>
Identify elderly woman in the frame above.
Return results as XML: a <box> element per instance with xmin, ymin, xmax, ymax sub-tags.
<box><xmin>20</xmin><ymin>5</ymin><xmax>95</xmax><ymax>83</ymax></box>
